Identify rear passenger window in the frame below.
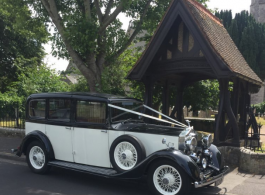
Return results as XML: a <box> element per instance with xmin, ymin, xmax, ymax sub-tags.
<box><xmin>76</xmin><ymin>101</ymin><xmax>106</xmax><ymax>123</ymax></box>
<box><xmin>49</xmin><ymin>99</ymin><xmax>71</xmax><ymax>121</ymax></box>
<box><xmin>29</xmin><ymin>99</ymin><xmax>46</xmax><ymax>118</ymax></box>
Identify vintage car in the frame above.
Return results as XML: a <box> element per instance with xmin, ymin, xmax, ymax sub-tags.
<box><xmin>14</xmin><ymin>92</ymin><xmax>229</xmax><ymax>195</ymax></box>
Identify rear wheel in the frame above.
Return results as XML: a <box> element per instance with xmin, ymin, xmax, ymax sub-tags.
<box><xmin>148</xmin><ymin>160</ymin><xmax>191</xmax><ymax>195</ymax></box>
<box><xmin>26</xmin><ymin>141</ymin><xmax>50</xmax><ymax>174</ymax></box>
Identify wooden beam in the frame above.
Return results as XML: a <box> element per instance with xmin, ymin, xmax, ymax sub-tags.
<box><xmin>144</xmin><ymin>80</ymin><xmax>154</xmax><ymax>116</ymax></box>
<box><xmin>214</xmin><ymin>79</ymin><xmax>224</xmax><ymax>144</ymax></box>
<box><xmin>176</xmin><ymin>86</ymin><xmax>184</xmax><ymax>122</ymax></box>
<box><xmin>162</xmin><ymin>80</ymin><xmax>170</xmax><ymax>116</ymax></box>
<box><xmin>232</xmin><ymin>78</ymin><xmax>240</xmax><ymax>117</ymax></box>
<box><xmin>214</xmin><ymin>79</ymin><xmax>240</xmax><ymax>146</ymax></box>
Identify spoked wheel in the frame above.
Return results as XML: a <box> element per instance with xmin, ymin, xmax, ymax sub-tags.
<box><xmin>110</xmin><ymin>135</ymin><xmax>146</xmax><ymax>172</ymax></box>
<box><xmin>26</xmin><ymin>141</ymin><xmax>50</xmax><ymax>174</ymax></box>
<box><xmin>114</xmin><ymin>141</ymin><xmax>138</xmax><ymax>170</ymax></box>
<box><xmin>29</xmin><ymin>146</ymin><xmax>45</xmax><ymax>169</ymax></box>
<box><xmin>148</xmin><ymin>160</ymin><xmax>191</xmax><ymax>195</ymax></box>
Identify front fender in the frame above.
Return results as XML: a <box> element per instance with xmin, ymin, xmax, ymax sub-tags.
<box><xmin>16</xmin><ymin>130</ymin><xmax>55</xmax><ymax>160</ymax></box>
<box><xmin>113</xmin><ymin>149</ymin><xmax>201</xmax><ymax>181</ymax></box>
<box><xmin>208</xmin><ymin>144</ymin><xmax>223</xmax><ymax>170</ymax></box>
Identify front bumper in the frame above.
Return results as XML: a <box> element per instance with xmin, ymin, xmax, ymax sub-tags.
<box><xmin>194</xmin><ymin>166</ymin><xmax>230</xmax><ymax>188</ymax></box>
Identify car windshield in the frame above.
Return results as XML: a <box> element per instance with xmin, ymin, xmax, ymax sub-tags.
<box><xmin>110</xmin><ymin>101</ymin><xmax>144</xmax><ymax>123</ymax></box>
<box><xmin>109</xmin><ymin>101</ymin><xmax>187</xmax><ymax>128</ymax></box>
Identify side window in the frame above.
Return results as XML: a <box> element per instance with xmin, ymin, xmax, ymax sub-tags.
<box><xmin>76</xmin><ymin>101</ymin><xmax>106</xmax><ymax>124</ymax></box>
<box><xmin>49</xmin><ymin>99</ymin><xmax>71</xmax><ymax>121</ymax></box>
<box><xmin>29</xmin><ymin>99</ymin><xmax>46</xmax><ymax>118</ymax></box>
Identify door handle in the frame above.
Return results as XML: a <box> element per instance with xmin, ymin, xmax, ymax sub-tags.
<box><xmin>65</xmin><ymin>127</ymin><xmax>71</xmax><ymax>130</ymax></box>
<box><xmin>101</xmin><ymin>130</ymin><xmax>107</xmax><ymax>133</ymax></box>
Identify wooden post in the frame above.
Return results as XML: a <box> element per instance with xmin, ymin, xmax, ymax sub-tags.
<box><xmin>214</xmin><ymin>79</ymin><xmax>224</xmax><ymax>144</ymax></box>
<box><xmin>244</xmin><ymin>83</ymin><xmax>250</xmax><ymax>138</ymax></box>
<box><xmin>162</xmin><ymin>80</ymin><xmax>170</xmax><ymax>116</ymax></box>
<box><xmin>144</xmin><ymin>81</ymin><xmax>154</xmax><ymax>116</ymax></box>
<box><xmin>238</xmin><ymin>81</ymin><xmax>249</xmax><ymax>139</ymax></box>
<box><xmin>214</xmin><ymin>79</ymin><xmax>240</xmax><ymax>146</ymax></box>
<box><xmin>176</xmin><ymin>87</ymin><xmax>184</xmax><ymax>122</ymax></box>
<box><xmin>232</xmin><ymin>79</ymin><xmax>240</xmax><ymax>120</ymax></box>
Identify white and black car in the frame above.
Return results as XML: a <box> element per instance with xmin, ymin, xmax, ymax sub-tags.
<box><xmin>15</xmin><ymin>92</ymin><xmax>229</xmax><ymax>195</ymax></box>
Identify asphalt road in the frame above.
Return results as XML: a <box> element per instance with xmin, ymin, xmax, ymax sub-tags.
<box><xmin>0</xmin><ymin>157</ymin><xmax>264</xmax><ymax>195</ymax></box>
<box><xmin>0</xmin><ymin>157</ymin><xmax>223</xmax><ymax>195</ymax></box>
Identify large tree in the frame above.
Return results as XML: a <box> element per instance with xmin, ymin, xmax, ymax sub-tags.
<box><xmin>215</xmin><ymin>10</ymin><xmax>265</xmax><ymax>79</ymax></box>
<box><xmin>26</xmin><ymin>0</ymin><xmax>209</xmax><ymax>92</ymax></box>
<box><xmin>0</xmin><ymin>0</ymin><xmax>48</xmax><ymax>92</ymax></box>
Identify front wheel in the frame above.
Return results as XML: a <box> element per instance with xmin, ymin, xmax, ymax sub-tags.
<box><xmin>148</xmin><ymin>160</ymin><xmax>191</xmax><ymax>195</ymax></box>
<box><xmin>26</xmin><ymin>141</ymin><xmax>50</xmax><ymax>174</ymax></box>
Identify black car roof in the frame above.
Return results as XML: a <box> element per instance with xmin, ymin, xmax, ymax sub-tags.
<box><xmin>27</xmin><ymin>92</ymin><xmax>142</xmax><ymax>102</ymax></box>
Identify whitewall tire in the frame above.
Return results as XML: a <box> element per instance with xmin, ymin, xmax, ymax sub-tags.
<box><xmin>110</xmin><ymin>135</ymin><xmax>146</xmax><ymax>172</ymax></box>
<box><xmin>148</xmin><ymin>160</ymin><xmax>191</xmax><ymax>195</ymax></box>
<box><xmin>26</xmin><ymin>141</ymin><xmax>50</xmax><ymax>174</ymax></box>
<box><xmin>114</xmin><ymin>141</ymin><xmax>138</xmax><ymax>170</ymax></box>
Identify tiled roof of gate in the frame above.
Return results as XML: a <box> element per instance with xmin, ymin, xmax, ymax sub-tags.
<box><xmin>184</xmin><ymin>0</ymin><xmax>262</xmax><ymax>84</ymax></box>
<box><xmin>128</xmin><ymin>0</ymin><xmax>262</xmax><ymax>85</ymax></box>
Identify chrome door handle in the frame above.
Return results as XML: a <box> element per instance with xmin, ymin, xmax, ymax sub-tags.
<box><xmin>101</xmin><ymin>130</ymin><xmax>107</xmax><ymax>133</ymax></box>
<box><xmin>65</xmin><ymin>127</ymin><xmax>71</xmax><ymax>130</ymax></box>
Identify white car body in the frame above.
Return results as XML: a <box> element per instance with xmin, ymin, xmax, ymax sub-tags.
<box><xmin>25</xmin><ymin>122</ymin><xmax>179</xmax><ymax>167</ymax></box>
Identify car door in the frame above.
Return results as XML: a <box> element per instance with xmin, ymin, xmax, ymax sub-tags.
<box><xmin>72</xmin><ymin>100</ymin><xmax>110</xmax><ymax>167</ymax></box>
<box><xmin>45</xmin><ymin>98</ymin><xmax>74</xmax><ymax>162</ymax></box>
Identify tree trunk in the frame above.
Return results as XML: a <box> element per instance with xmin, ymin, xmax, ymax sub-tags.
<box><xmin>72</xmin><ymin>54</ymin><xmax>102</xmax><ymax>92</ymax></box>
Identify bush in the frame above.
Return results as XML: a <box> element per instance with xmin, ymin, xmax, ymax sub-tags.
<box><xmin>0</xmin><ymin>92</ymin><xmax>25</xmax><ymax>127</ymax></box>
<box><xmin>253</xmin><ymin>102</ymin><xmax>265</xmax><ymax>114</ymax></box>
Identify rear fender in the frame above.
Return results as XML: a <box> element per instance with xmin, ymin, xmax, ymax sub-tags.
<box><xmin>16</xmin><ymin>130</ymin><xmax>55</xmax><ymax>160</ymax></box>
<box><xmin>114</xmin><ymin>149</ymin><xmax>201</xmax><ymax>181</ymax></box>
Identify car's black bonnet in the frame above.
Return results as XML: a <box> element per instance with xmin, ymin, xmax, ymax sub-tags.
<box><xmin>111</xmin><ymin>122</ymin><xmax>184</xmax><ymax>136</ymax></box>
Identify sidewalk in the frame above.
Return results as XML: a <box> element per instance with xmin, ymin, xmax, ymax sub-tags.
<box><xmin>0</xmin><ymin>135</ymin><xmax>25</xmax><ymax>162</ymax></box>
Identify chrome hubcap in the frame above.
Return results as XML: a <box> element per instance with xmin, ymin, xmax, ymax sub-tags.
<box><xmin>122</xmin><ymin>153</ymin><xmax>126</xmax><ymax>159</ymax></box>
<box><xmin>162</xmin><ymin>173</ymin><xmax>175</xmax><ymax>186</ymax></box>
<box><xmin>162</xmin><ymin>178</ymin><xmax>169</xmax><ymax>185</ymax></box>
<box><xmin>29</xmin><ymin>146</ymin><xmax>45</xmax><ymax>170</ymax></box>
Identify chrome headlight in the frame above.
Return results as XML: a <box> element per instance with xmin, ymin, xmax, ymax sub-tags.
<box><xmin>202</xmin><ymin>158</ymin><xmax>207</xmax><ymax>169</ymax></box>
<box><xmin>186</xmin><ymin>137</ymin><xmax>197</xmax><ymax>152</ymax></box>
<box><xmin>202</xmin><ymin>134</ymin><xmax>213</xmax><ymax>148</ymax></box>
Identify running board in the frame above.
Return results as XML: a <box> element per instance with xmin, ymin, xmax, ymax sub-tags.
<box><xmin>48</xmin><ymin>160</ymin><xmax>117</xmax><ymax>176</ymax></box>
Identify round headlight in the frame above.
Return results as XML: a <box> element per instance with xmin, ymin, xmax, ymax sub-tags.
<box><xmin>203</xmin><ymin>134</ymin><xmax>213</xmax><ymax>148</ymax></box>
<box><xmin>202</xmin><ymin>158</ymin><xmax>207</xmax><ymax>169</ymax></box>
<box><xmin>186</xmin><ymin>137</ymin><xmax>197</xmax><ymax>152</ymax></box>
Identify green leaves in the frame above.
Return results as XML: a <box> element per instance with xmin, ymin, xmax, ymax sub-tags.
<box><xmin>254</xmin><ymin>101</ymin><xmax>265</xmax><ymax>114</ymax></box>
<box><xmin>0</xmin><ymin>0</ymin><xmax>48</xmax><ymax>93</ymax></box>
<box><xmin>27</xmin><ymin>66</ymin><xmax>69</xmax><ymax>96</ymax></box>
<box><xmin>197</xmin><ymin>0</ymin><xmax>209</xmax><ymax>8</ymax></box>
<box><xmin>216</xmin><ymin>10</ymin><xmax>265</xmax><ymax>79</ymax></box>
<box><xmin>183</xmin><ymin>80</ymin><xmax>219</xmax><ymax>112</ymax></box>
<box><xmin>6</xmin><ymin>58</ymin><xmax>70</xmax><ymax>98</ymax></box>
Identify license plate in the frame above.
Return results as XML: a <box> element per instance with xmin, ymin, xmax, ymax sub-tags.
<box><xmin>214</xmin><ymin>176</ymin><xmax>224</xmax><ymax>187</ymax></box>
